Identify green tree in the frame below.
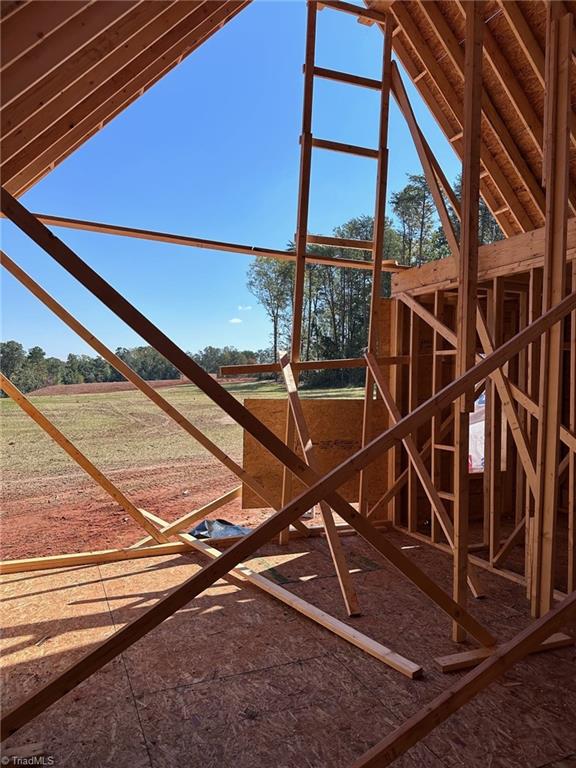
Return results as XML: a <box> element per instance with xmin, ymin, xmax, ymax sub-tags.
<box><xmin>0</xmin><ymin>341</ymin><xmax>26</xmax><ymax>379</ymax></box>
<box><xmin>247</xmin><ymin>258</ymin><xmax>294</xmax><ymax>365</ymax></box>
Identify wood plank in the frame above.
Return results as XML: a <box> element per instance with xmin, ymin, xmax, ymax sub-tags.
<box><xmin>1</xmin><ymin>2</ymin><xmax>224</xmax><ymax>186</ymax></box>
<box><xmin>280</xmin><ymin>354</ymin><xmax>361</xmax><ymax>617</ymax></box>
<box><xmin>5</xmin><ymin>1</ymin><xmax>247</xmax><ymax>196</ymax></box>
<box><xmin>392</xmin><ymin>218</ymin><xmax>576</xmax><ymax>296</ymax></box>
<box><xmin>7</xmin><ymin>211</ymin><xmax>379</xmax><ymax>271</ymax></box>
<box><xmin>435</xmin><ymin>632</ymin><xmax>575</xmax><ymax>673</ymax></box>
<box><xmin>280</xmin><ymin>0</ymin><xmax>317</xmax><ymax>543</ymax></box>
<box><xmin>351</xmin><ymin>590</ymin><xmax>576</xmax><ymax>767</ymax></box>
<box><xmin>358</xmin><ymin>14</ymin><xmax>393</xmax><ymax>515</ymax></box>
<box><xmin>452</xmin><ymin>0</ymin><xmax>484</xmax><ymax>643</ymax></box>
<box><xmin>1</xmin><ymin>0</ymin><xmax>185</xmax><ymax>158</ymax></box>
<box><xmin>531</xmin><ymin>8</ymin><xmax>572</xmax><ymax>617</ymax></box>
<box><xmin>0</xmin><ymin>542</ymin><xmax>191</xmax><ymax>575</ymax></box>
<box><xmin>311</xmin><ymin>136</ymin><xmax>379</xmax><ymax>159</ymax></box>
<box><xmin>1</xmin><ymin>0</ymin><xmax>91</xmax><ymax>72</ymax></box>
<box><xmin>132</xmin><ymin>487</ymin><xmax>242</xmax><ymax>548</ymax></box>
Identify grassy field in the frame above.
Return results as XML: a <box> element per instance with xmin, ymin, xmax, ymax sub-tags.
<box><xmin>1</xmin><ymin>380</ymin><xmax>363</xmax><ymax>486</ymax></box>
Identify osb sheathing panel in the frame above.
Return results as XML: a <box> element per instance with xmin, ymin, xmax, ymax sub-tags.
<box><xmin>242</xmin><ymin>398</ymin><xmax>390</xmax><ymax>509</ymax></box>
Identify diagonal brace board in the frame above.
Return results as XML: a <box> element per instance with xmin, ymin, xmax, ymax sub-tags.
<box><xmin>279</xmin><ymin>353</ymin><xmax>360</xmax><ymax>616</ymax></box>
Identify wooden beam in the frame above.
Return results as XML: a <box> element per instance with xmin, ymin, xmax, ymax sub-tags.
<box><xmin>0</xmin><ymin>542</ymin><xmax>191</xmax><ymax>575</ymax></box>
<box><xmin>392</xmin><ymin>217</ymin><xmax>576</xmax><ymax>296</ymax></box>
<box><xmin>4</xmin><ymin>211</ymin><xmax>382</xmax><ymax>271</ymax></box>
<box><xmin>0</xmin><ymin>373</ymin><xmax>166</xmax><ymax>544</ymax></box>
<box><xmin>312</xmin><ymin>136</ymin><xmax>378</xmax><ymax>159</ymax></box>
<box><xmin>280</xmin><ymin>354</ymin><xmax>361</xmax><ymax>616</ymax></box>
<box><xmin>319</xmin><ymin>0</ymin><xmax>388</xmax><ymax>26</ymax></box>
<box><xmin>220</xmin><ymin>356</ymin><xmax>409</xmax><ymax>376</ymax></box>
<box><xmin>435</xmin><ymin>632</ymin><xmax>574</xmax><ymax>673</ymax></box>
<box><xmin>452</xmin><ymin>0</ymin><xmax>484</xmax><ymax>642</ymax></box>
<box><xmin>359</xmin><ymin>12</ymin><xmax>393</xmax><ymax>515</ymax></box>
<box><xmin>280</xmin><ymin>0</ymin><xmax>317</xmax><ymax>544</ymax></box>
<box><xmin>351</xmin><ymin>590</ymin><xmax>576</xmax><ymax>767</ymax></box>
<box><xmin>132</xmin><ymin>486</ymin><xmax>242</xmax><ymax>548</ymax></box>
<box><xmin>184</xmin><ymin>533</ymin><xmax>421</xmax><ymax>678</ymax></box>
<box><xmin>531</xmin><ymin>8</ymin><xmax>572</xmax><ymax>617</ymax></box>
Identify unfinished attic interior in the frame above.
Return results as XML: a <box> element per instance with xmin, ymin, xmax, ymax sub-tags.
<box><xmin>1</xmin><ymin>0</ymin><xmax>576</xmax><ymax>765</ymax></box>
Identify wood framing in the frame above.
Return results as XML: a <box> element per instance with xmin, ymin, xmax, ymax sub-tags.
<box><xmin>531</xmin><ymin>6</ymin><xmax>572</xmax><ymax>617</ymax></box>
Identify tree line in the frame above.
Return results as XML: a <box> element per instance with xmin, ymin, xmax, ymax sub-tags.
<box><xmin>0</xmin><ymin>341</ymin><xmax>280</xmax><ymax>395</ymax></box>
<box><xmin>246</xmin><ymin>172</ymin><xmax>503</xmax><ymax>386</ymax></box>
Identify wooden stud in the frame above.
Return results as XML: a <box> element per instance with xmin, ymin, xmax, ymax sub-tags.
<box><xmin>452</xmin><ymin>0</ymin><xmax>484</xmax><ymax>642</ymax></box>
<box><xmin>531</xmin><ymin>8</ymin><xmax>572</xmax><ymax>617</ymax></box>
<box><xmin>279</xmin><ymin>354</ymin><xmax>361</xmax><ymax>616</ymax></box>
<box><xmin>358</xmin><ymin>12</ymin><xmax>393</xmax><ymax>515</ymax></box>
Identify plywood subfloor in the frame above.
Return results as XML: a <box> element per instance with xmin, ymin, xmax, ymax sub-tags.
<box><xmin>1</xmin><ymin>530</ymin><xmax>575</xmax><ymax>767</ymax></box>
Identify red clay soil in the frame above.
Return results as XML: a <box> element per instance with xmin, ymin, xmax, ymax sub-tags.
<box><xmin>27</xmin><ymin>378</ymin><xmax>191</xmax><ymax>396</ymax></box>
<box><xmin>28</xmin><ymin>376</ymin><xmax>258</xmax><ymax>397</ymax></box>
<box><xmin>0</xmin><ymin>457</ymin><xmax>271</xmax><ymax>562</ymax></box>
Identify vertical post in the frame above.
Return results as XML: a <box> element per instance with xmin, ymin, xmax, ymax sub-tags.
<box><xmin>358</xmin><ymin>12</ymin><xmax>394</xmax><ymax>515</ymax></box>
<box><xmin>525</xmin><ymin>267</ymin><xmax>542</xmax><ymax>596</ymax></box>
<box><xmin>487</xmin><ymin>277</ymin><xmax>503</xmax><ymax>563</ymax></box>
<box><xmin>407</xmin><ymin>308</ymin><xmax>421</xmax><ymax>532</ymax></box>
<box><xmin>568</xmin><ymin>260</ymin><xmax>576</xmax><ymax>592</ymax></box>
<box><xmin>531</xmin><ymin>6</ymin><xmax>572</xmax><ymax>616</ymax></box>
<box><xmin>453</xmin><ymin>0</ymin><xmax>483</xmax><ymax>642</ymax></box>
<box><xmin>279</xmin><ymin>0</ymin><xmax>317</xmax><ymax>543</ymax></box>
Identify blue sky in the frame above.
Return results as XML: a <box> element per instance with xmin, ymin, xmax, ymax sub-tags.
<box><xmin>1</xmin><ymin>1</ymin><xmax>460</xmax><ymax>359</ymax></box>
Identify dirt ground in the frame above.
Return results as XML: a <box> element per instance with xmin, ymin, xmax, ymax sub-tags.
<box><xmin>1</xmin><ymin>380</ymin><xmax>362</xmax><ymax>560</ymax></box>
